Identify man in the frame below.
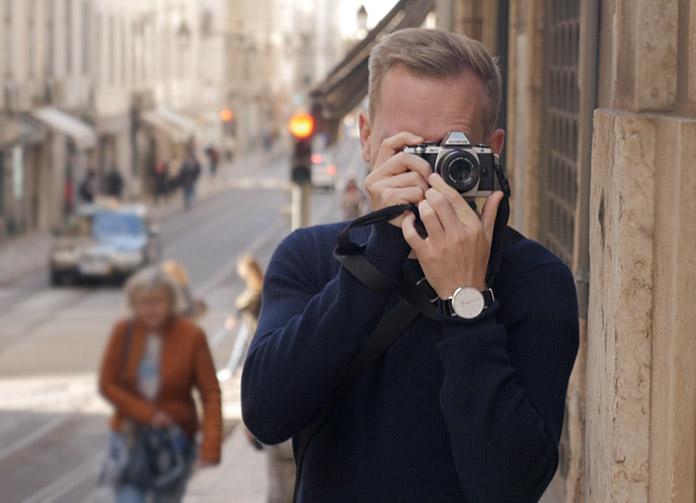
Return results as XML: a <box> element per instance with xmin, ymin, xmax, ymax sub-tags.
<box><xmin>179</xmin><ymin>154</ymin><xmax>201</xmax><ymax>210</ymax></box>
<box><xmin>104</xmin><ymin>165</ymin><xmax>124</xmax><ymax>199</ymax></box>
<box><xmin>242</xmin><ymin>29</ymin><xmax>578</xmax><ymax>502</ymax></box>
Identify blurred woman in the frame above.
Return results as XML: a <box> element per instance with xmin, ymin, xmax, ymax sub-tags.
<box><xmin>160</xmin><ymin>260</ymin><xmax>207</xmax><ymax>321</ymax></box>
<box><xmin>99</xmin><ymin>266</ymin><xmax>222</xmax><ymax>503</ymax></box>
<box><xmin>216</xmin><ymin>255</ymin><xmax>264</xmax><ymax>381</ymax></box>
<box><xmin>218</xmin><ymin>255</ymin><xmax>295</xmax><ymax>503</ymax></box>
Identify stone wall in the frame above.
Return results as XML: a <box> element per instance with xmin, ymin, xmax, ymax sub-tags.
<box><xmin>586</xmin><ymin>0</ymin><xmax>696</xmax><ymax>501</ymax></box>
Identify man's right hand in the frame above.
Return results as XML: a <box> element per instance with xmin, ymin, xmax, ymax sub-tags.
<box><xmin>150</xmin><ymin>409</ymin><xmax>174</xmax><ymax>427</ymax></box>
<box><xmin>364</xmin><ymin>132</ymin><xmax>433</xmax><ymax>225</ymax></box>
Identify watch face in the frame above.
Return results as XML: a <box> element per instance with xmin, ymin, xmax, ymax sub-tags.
<box><xmin>452</xmin><ymin>287</ymin><xmax>485</xmax><ymax>319</ymax></box>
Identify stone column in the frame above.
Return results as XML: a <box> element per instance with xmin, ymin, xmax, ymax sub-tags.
<box><xmin>586</xmin><ymin>0</ymin><xmax>696</xmax><ymax>501</ymax></box>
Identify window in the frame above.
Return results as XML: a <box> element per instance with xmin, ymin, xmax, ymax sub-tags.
<box><xmin>45</xmin><ymin>0</ymin><xmax>54</xmax><ymax>78</ymax></box>
<box><xmin>66</xmin><ymin>0</ymin><xmax>72</xmax><ymax>75</ymax></box>
<box><xmin>121</xmin><ymin>18</ymin><xmax>126</xmax><ymax>83</ymax></box>
<box><xmin>539</xmin><ymin>0</ymin><xmax>581</xmax><ymax>266</ymax></box>
<box><xmin>81</xmin><ymin>1</ymin><xmax>90</xmax><ymax>75</ymax></box>
<box><xmin>109</xmin><ymin>15</ymin><xmax>114</xmax><ymax>84</ymax></box>
<box><xmin>95</xmin><ymin>13</ymin><xmax>101</xmax><ymax>83</ymax></box>
<box><xmin>5</xmin><ymin>0</ymin><xmax>13</xmax><ymax>77</ymax></box>
<box><xmin>28</xmin><ymin>0</ymin><xmax>36</xmax><ymax>77</ymax></box>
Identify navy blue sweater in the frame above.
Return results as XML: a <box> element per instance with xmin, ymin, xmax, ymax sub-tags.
<box><xmin>242</xmin><ymin>221</ymin><xmax>579</xmax><ymax>502</ymax></box>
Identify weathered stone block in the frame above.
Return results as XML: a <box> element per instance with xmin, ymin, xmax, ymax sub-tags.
<box><xmin>614</xmin><ymin>0</ymin><xmax>678</xmax><ymax>112</ymax></box>
<box><xmin>588</xmin><ymin>109</ymin><xmax>655</xmax><ymax>503</ymax></box>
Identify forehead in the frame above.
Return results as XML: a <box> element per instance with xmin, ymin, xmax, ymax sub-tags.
<box><xmin>373</xmin><ymin>65</ymin><xmax>486</xmax><ymax>143</ymax></box>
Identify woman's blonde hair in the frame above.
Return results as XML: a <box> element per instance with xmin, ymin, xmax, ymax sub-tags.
<box><xmin>125</xmin><ymin>265</ymin><xmax>184</xmax><ymax>313</ymax></box>
<box><xmin>161</xmin><ymin>260</ymin><xmax>190</xmax><ymax>286</ymax></box>
<box><xmin>368</xmin><ymin>28</ymin><xmax>503</xmax><ymax>135</ymax></box>
<box><xmin>238</xmin><ymin>255</ymin><xmax>264</xmax><ymax>292</ymax></box>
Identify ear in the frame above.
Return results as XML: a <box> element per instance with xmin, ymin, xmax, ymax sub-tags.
<box><xmin>358</xmin><ymin>111</ymin><xmax>372</xmax><ymax>163</ymax></box>
<box><xmin>485</xmin><ymin>128</ymin><xmax>505</xmax><ymax>156</ymax></box>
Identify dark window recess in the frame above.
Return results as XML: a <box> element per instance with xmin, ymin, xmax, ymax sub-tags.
<box><xmin>539</xmin><ymin>0</ymin><xmax>581</xmax><ymax>267</ymax></box>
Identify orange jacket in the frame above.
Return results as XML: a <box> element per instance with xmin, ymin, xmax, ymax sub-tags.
<box><xmin>99</xmin><ymin>316</ymin><xmax>222</xmax><ymax>462</ymax></box>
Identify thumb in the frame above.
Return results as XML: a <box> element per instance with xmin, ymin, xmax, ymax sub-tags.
<box><xmin>480</xmin><ymin>191</ymin><xmax>505</xmax><ymax>242</ymax></box>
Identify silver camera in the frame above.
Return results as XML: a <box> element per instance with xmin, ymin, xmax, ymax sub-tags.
<box><xmin>403</xmin><ymin>132</ymin><xmax>500</xmax><ymax>198</ymax></box>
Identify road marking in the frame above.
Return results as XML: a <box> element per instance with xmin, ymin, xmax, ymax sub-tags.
<box><xmin>21</xmin><ymin>452</ymin><xmax>103</xmax><ymax>503</ymax></box>
<box><xmin>0</xmin><ymin>413</ymin><xmax>72</xmax><ymax>463</ymax></box>
<box><xmin>227</xmin><ymin>178</ymin><xmax>292</xmax><ymax>190</ymax></box>
<box><xmin>196</xmin><ymin>218</ymin><xmax>287</xmax><ymax>297</ymax></box>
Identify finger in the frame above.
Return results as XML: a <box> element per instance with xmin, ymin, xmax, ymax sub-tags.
<box><xmin>428</xmin><ymin>173</ymin><xmax>480</xmax><ymax>226</ymax></box>
<box><xmin>480</xmin><ymin>191</ymin><xmax>505</xmax><ymax>242</ymax></box>
<box><xmin>374</xmin><ymin>151</ymin><xmax>433</xmax><ymax>180</ymax></box>
<box><xmin>419</xmin><ymin>198</ymin><xmax>445</xmax><ymax>241</ymax></box>
<box><xmin>383</xmin><ymin>170</ymin><xmax>430</xmax><ymax>192</ymax></box>
<box><xmin>424</xmin><ymin>187</ymin><xmax>461</xmax><ymax>232</ymax></box>
<box><xmin>374</xmin><ymin>184</ymin><xmax>426</xmax><ymax>205</ymax></box>
<box><xmin>427</xmin><ymin>172</ymin><xmax>474</xmax><ymax>210</ymax></box>
<box><xmin>374</xmin><ymin>132</ymin><xmax>424</xmax><ymax>168</ymax></box>
<box><xmin>402</xmin><ymin>212</ymin><xmax>425</xmax><ymax>252</ymax></box>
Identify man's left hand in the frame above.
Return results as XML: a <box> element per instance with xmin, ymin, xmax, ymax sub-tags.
<box><xmin>402</xmin><ymin>173</ymin><xmax>504</xmax><ymax>299</ymax></box>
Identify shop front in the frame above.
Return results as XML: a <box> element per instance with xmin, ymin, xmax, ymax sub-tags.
<box><xmin>32</xmin><ymin>107</ymin><xmax>97</xmax><ymax>230</ymax></box>
<box><xmin>0</xmin><ymin>116</ymin><xmax>47</xmax><ymax>242</ymax></box>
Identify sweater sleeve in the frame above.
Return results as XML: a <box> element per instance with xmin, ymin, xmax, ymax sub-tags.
<box><xmin>98</xmin><ymin>321</ymin><xmax>157</xmax><ymax>424</ymax></box>
<box><xmin>241</xmin><ymin>223</ymin><xmax>411</xmax><ymax>445</ymax></box>
<box><xmin>438</xmin><ymin>261</ymin><xmax>579</xmax><ymax>503</ymax></box>
<box><xmin>193</xmin><ymin>329</ymin><xmax>223</xmax><ymax>462</ymax></box>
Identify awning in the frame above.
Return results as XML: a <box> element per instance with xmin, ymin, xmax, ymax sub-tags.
<box><xmin>156</xmin><ymin>107</ymin><xmax>198</xmax><ymax>138</ymax></box>
<box><xmin>32</xmin><ymin>107</ymin><xmax>97</xmax><ymax>150</ymax></box>
<box><xmin>310</xmin><ymin>0</ymin><xmax>435</xmax><ymax>145</ymax></box>
<box><xmin>140</xmin><ymin>110</ymin><xmax>192</xmax><ymax>144</ymax></box>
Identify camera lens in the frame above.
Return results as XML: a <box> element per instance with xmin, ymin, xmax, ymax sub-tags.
<box><xmin>437</xmin><ymin>150</ymin><xmax>480</xmax><ymax>192</ymax></box>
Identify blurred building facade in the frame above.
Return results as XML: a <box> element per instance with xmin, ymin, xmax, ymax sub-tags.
<box><xmin>437</xmin><ymin>0</ymin><xmax>696</xmax><ymax>502</ymax></box>
<box><xmin>0</xmin><ymin>0</ymin><xmax>226</xmax><ymax>242</ymax></box>
<box><xmin>223</xmin><ymin>0</ymin><xmax>344</xmax><ymax>156</ymax></box>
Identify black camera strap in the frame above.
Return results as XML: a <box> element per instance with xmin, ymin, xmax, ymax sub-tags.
<box><xmin>293</xmin><ymin>164</ymin><xmax>514</xmax><ymax>502</ymax></box>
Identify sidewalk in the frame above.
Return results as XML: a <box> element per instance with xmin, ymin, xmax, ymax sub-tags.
<box><xmin>184</xmin><ymin>426</ymin><xmax>267</xmax><ymax>503</ymax></box>
<box><xmin>0</xmin><ymin>147</ymin><xmax>287</xmax><ymax>286</ymax></box>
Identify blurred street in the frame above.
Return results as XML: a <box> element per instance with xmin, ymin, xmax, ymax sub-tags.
<box><xmin>0</xmin><ymin>137</ymin><xmax>364</xmax><ymax>503</ymax></box>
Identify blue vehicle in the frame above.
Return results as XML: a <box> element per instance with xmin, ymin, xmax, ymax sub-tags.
<box><xmin>49</xmin><ymin>202</ymin><xmax>162</xmax><ymax>286</ymax></box>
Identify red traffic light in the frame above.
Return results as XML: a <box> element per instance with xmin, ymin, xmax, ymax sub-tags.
<box><xmin>220</xmin><ymin>109</ymin><xmax>234</xmax><ymax>122</ymax></box>
<box><xmin>289</xmin><ymin>113</ymin><xmax>314</xmax><ymax>139</ymax></box>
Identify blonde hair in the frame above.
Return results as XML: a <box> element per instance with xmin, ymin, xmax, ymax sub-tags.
<box><xmin>161</xmin><ymin>260</ymin><xmax>190</xmax><ymax>286</ymax></box>
<box><xmin>238</xmin><ymin>255</ymin><xmax>264</xmax><ymax>292</ymax></box>
<box><xmin>125</xmin><ymin>265</ymin><xmax>184</xmax><ymax>313</ymax></box>
<box><xmin>368</xmin><ymin>28</ymin><xmax>502</xmax><ymax>135</ymax></box>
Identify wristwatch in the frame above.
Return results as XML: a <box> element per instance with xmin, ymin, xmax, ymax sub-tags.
<box><xmin>443</xmin><ymin>286</ymin><xmax>495</xmax><ymax>320</ymax></box>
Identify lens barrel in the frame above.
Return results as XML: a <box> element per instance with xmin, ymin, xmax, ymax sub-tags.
<box><xmin>437</xmin><ymin>149</ymin><xmax>480</xmax><ymax>192</ymax></box>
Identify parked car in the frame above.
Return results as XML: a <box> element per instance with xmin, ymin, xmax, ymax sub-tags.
<box><xmin>310</xmin><ymin>152</ymin><xmax>337</xmax><ymax>191</ymax></box>
<box><xmin>49</xmin><ymin>202</ymin><xmax>162</xmax><ymax>286</ymax></box>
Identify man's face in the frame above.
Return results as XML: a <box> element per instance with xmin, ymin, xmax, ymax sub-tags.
<box><xmin>360</xmin><ymin>65</ymin><xmax>504</xmax><ymax>168</ymax></box>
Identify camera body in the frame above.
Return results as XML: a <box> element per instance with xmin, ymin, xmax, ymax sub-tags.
<box><xmin>403</xmin><ymin>132</ymin><xmax>500</xmax><ymax>198</ymax></box>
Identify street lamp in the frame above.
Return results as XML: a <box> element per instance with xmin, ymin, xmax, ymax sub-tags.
<box><xmin>357</xmin><ymin>5</ymin><xmax>368</xmax><ymax>32</ymax></box>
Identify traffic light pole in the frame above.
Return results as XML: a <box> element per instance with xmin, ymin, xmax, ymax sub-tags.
<box><xmin>290</xmin><ymin>182</ymin><xmax>311</xmax><ymax>231</ymax></box>
<box><xmin>288</xmin><ymin>112</ymin><xmax>315</xmax><ymax>230</ymax></box>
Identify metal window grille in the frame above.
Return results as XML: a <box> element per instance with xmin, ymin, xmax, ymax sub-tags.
<box><xmin>539</xmin><ymin>0</ymin><xmax>581</xmax><ymax>266</ymax></box>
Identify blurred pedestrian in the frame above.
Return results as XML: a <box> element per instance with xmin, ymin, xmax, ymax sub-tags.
<box><xmin>205</xmin><ymin>145</ymin><xmax>220</xmax><ymax>177</ymax></box>
<box><xmin>341</xmin><ymin>179</ymin><xmax>366</xmax><ymax>221</ymax></box>
<box><xmin>78</xmin><ymin>169</ymin><xmax>96</xmax><ymax>204</ymax></box>
<box><xmin>153</xmin><ymin>159</ymin><xmax>169</xmax><ymax>204</ymax></box>
<box><xmin>216</xmin><ymin>255</ymin><xmax>264</xmax><ymax>381</ymax></box>
<box><xmin>161</xmin><ymin>260</ymin><xmax>207</xmax><ymax>321</ymax></box>
<box><xmin>217</xmin><ymin>255</ymin><xmax>296</xmax><ymax>503</ymax></box>
<box><xmin>98</xmin><ymin>266</ymin><xmax>222</xmax><ymax>503</ymax></box>
<box><xmin>179</xmin><ymin>154</ymin><xmax>201</xmax><ymax>210</ymax></box>
<box><xmin>105</xmin><ymin>165</ymin><xmax>124</xmax><ymax>199</ymax></box>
